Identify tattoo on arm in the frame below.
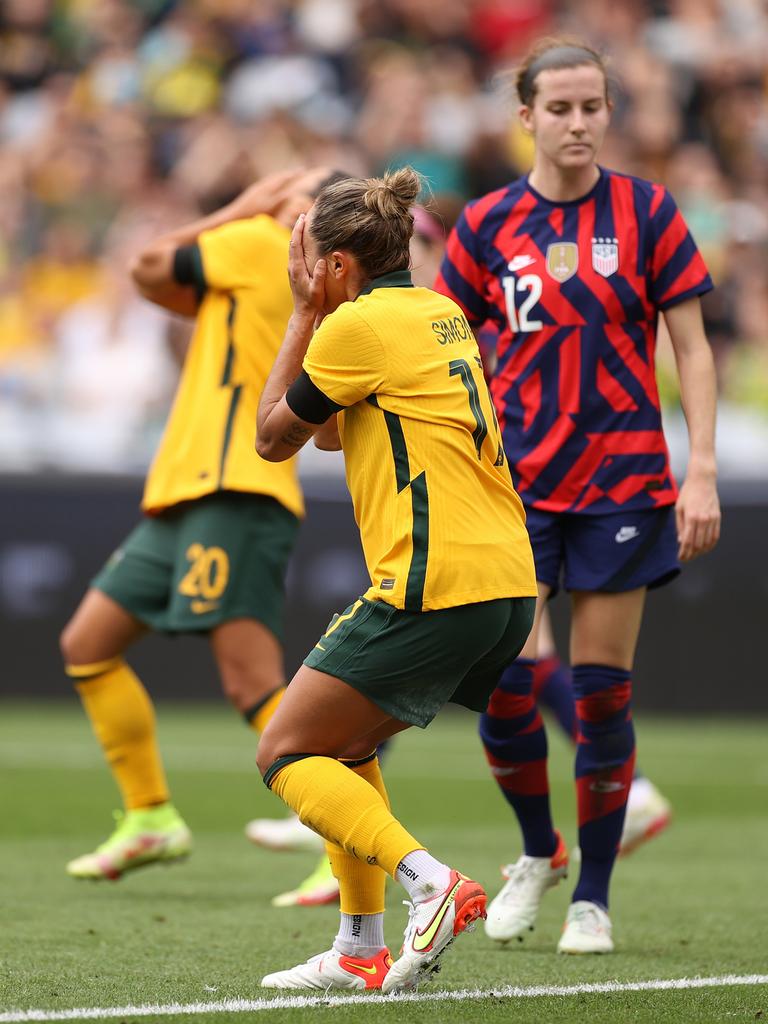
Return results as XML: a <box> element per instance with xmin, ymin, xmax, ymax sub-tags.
<box><xmin>280</xmin><ymin>422</ymin><xmax>313</xmax><ymax>449</ymax></box>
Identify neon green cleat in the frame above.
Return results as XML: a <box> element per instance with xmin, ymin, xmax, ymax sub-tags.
<box><xmin>66</xmin><ymin>804</ymin><xmax>192</xmax><ymax>881</ymax></box>
<box><xmin>271</xmin><ymin>854</ymin><xmax>340</xmax><ymax>907</ymax></box>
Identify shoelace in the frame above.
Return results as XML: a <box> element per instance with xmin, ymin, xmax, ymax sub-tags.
<box><xmin>570</xmin><ymin>906</ymin><xmax>603</xmax><ymax>931</ymax></box>
<box><xmin>495</xmin><ymin>860</ymin><xmax>544</xmax><ymax>909</ymax></box>
<box><xmin>400</xmin><ymin>899</ymin><xmax>417</xmax><ymax>943</ymax></box>
<box><xmin>498</xmin><ymin>857</ymin><xmax>538</xmax><ymax>895</ymax></box>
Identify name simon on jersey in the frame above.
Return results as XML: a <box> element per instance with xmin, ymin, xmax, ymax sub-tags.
<box><xmin>432</xmin><ymin>313</ymin><xmax>472</xmax><ymax>346</ymax></box>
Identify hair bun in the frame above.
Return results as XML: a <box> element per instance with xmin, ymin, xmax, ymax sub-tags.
<box><xmin>363</xmin><ymin>167</ymin><xmax>421</xmax><ymax>219</ymax></box>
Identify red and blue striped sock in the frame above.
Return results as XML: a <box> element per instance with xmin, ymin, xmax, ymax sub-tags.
<box><xmin>479</xmin><ymin>658</ymin><xmax>557</xmax><ymax>858</ymax></box>
<box><xmin>571</xmin><ymin>663</ymin><xmax>636</xmax><ymax>909</ymax></box>
<box><xmin>533</xmin><ymin>655</ymin><xmax>577</xmax><ymax>740</ymax></box>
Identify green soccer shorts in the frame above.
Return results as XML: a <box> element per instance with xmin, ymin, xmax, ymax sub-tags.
<box><xmin>303</xmin><ymin>595</ymin><xmax>536</xmax><ymax>727</ymax></box>
<box><xmin>92</xmin><ymin>491</ymin><xmax>299</xmax><ymax>638</ymax></box>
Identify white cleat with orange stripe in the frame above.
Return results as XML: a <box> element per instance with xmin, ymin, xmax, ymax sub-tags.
<box><xmin>484</xmin><ymin>830</ymin><xmax>569</xmax><ymax>943</ymax></box>
<box><xmin>381</xmin><ymin>870</ymin><xmax>487</xmax><ymax>994</ymax></box>
<box><xmin>619</xmin><ymin>779</ymin><xmax>672</xmax><ymax>856</ymax></box>
<box><xmin>261</xmin><ymin>947</ymin><xmax>392</xmax><ymax>990</ymax></box>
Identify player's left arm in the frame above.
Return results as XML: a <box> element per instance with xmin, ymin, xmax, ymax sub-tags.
<box><xmin>663</xmin><ymin>296</ymin><xmax>721</xmax><ymax>561</ymax></box>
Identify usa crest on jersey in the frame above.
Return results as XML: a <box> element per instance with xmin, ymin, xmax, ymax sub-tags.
<box><xmin>591</xmin><ymin>237</ymin><xmax>619</xmax><ymax>277</ymax></box>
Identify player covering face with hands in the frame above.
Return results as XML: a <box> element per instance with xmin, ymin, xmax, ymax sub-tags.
<box><xmin>254</xmin><ymin>168</ymin><xmax>537</xmax><ymax>992</ymax></box>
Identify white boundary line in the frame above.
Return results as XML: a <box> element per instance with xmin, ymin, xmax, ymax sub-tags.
<box><xmin>2</xmin><ymin>974</ymin><xmax>767</xmax><ymax>1022</ymax></box>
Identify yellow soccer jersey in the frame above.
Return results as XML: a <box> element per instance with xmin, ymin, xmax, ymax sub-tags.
<box><xmin>303</xmin><ymin>270</ymin><xmax>536</xmax><ymax>611</ymax></box>
<box><xmin>142</xmin><ymin>216</ymin><xmax>303</xmax><ymax>519</ymax></box>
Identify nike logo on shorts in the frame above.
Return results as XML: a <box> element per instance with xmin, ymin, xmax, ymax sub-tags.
<box><xmin>615</xmin><ymin>526</ymin><xmax>640</xmax><ymax>543</ymax></box>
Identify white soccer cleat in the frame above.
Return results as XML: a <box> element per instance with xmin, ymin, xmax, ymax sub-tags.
<box><xmin>619</xmin><ymin>778</ymin><xmax>672</xmax><ymax>856</ymax></box>
<box><xmin>557</xmin><ymin>900</ymin><xmax>614</xmax><ymax>954</ymax></box>
<box><xmin>244</xmin><ymin>813</ymin><xmax>323</xmax><ymax>853</ymax></box>
<box><xmin>484</xmin><ymin>830</ymin><xmax>568</xmax><ymax>943</ymax></box>
<box><xmin>261</xmin><ymin>947</ymin><xmax>392</xmax><ymax>990</ymax></box>
<box><xmin>381</xmin><ymin>870</ymin><xmax>486</xmax><ymax>994</ymax></box>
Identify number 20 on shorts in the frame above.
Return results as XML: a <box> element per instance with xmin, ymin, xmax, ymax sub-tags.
<box><xmin>178</xmin><ymin>543</ymin><xmax>230</xmax><ymax>601</ymax></box>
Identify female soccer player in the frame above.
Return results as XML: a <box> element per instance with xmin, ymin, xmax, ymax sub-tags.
<box><xmin>244</xmin><ymin>204</ymin><xmax>450</xmax><ymax>911</ymax></box>
<box><xmin>60</xmin><ymin>168</ymin><xmax>332</xmax><ymax>880</ymax></box>
<box><xmin>254</xmin><ymin>168</ymin><xmax>537</xmax><ymax>992</ymax></box>
<box><xmin>437</xmin><ymin>39</ymin><xmax>720</xmax><ymax>953</ymax></box>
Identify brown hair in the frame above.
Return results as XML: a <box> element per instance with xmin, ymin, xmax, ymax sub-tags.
<box><xmin>310</xmin><ymin>166</ymin><xmax>421</xmax><ymax>280</ymax></box>
<box><xmin>516</xmin><ymin>38</ymin><xmax>608</xmax><ymax>106</ymax></box>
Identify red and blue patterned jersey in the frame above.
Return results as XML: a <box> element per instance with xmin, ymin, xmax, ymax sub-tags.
<box><xmin>435</xmin><ymin>167</ymin><xmax>713</xmax><ymax>514</ymax></box>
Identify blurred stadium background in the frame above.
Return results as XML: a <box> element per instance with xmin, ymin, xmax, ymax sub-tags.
<box><xmin>2</xmin><ymin>0</ymin><xmax>768</xmax><ymax>710</ymax></box>
<box><xmin>2</xmin><ymin>5</ymin><xmax>768</xmax><ymax>1021</ymax></box>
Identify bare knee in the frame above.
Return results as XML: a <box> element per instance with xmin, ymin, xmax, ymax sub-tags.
<box><xmin>255</xmin><ymin>742</ymin><xmax>271</xmax><ymax>778</ymax></box>
<box><xmin>212</xmin><ymin>621</ymin><xmax>284</xmax><ymax>714</ymax></box>
<box><xmin>60</xmin><ymin>590</ymin><xmax>141</xmax><ymax>669</ymax></box>
<box><xmin>217</xmin><ymin>654</ymin><xmax>283</xmax><ymax>713</ymax></box>
<box><xmin>256</xmin><ymin>713</ymin><xmax>323</xmax><ymax>778</ymax></box>
<box><xmin>59</xmin><ymin>616</ymin><xmax>105</xmax><ymax>667</ymax></box>
<box><xmin>59</xmin><ymin>619</ymin><xmax>79</xmax><ymax>666</ymax></box>
<box><xmin>255</xmin><ymin>729</ymin><xmax>376</xmax><ymax>779</ymax></box>
<box><xmin>256</xmin><ymin>726</ymin><xmax>281</xmax><ymax>777</ymax></box>
<box><xmin>338</xmin><ymin>739</ymin><xmax>380</xmax><ymax>760</ymax></box>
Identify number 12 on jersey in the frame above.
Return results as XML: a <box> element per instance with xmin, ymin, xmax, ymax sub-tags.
<box><xmin>503</xmin><ymin>273</ymin><xmax>543</xmax><ymax>333</ymax></box>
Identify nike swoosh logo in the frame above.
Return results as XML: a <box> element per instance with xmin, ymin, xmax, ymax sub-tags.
<box><xmin>412</xmin><ymin>878</ymin><xmax>462</xmax><ymax>952</ymax></box>
<box><xmin>190</xmin><ymin>600</ymin><xmax>220</xmax><ymax>614</ymax></box>
<box><xmin>508</xmin><ymin>255</ymin><xmax>536</xmax><ymax>271</ymax></box>
<box><xmin>342</xmin><ymin>962</ymin><xmax>378</xmax><ymax>975</ymax></box>
<box><xmin>315</xmin><ymin>643</ymin><xmax>326</xmax><ymax>651</ymax></box>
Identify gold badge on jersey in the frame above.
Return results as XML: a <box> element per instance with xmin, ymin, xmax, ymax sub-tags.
<box><xmin>546</xmin><ymin>242</ymin><xmax>578</xmax><ymax>282</ymax></box>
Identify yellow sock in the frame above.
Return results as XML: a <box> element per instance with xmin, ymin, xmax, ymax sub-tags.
<box><xmin>326</xmin><ymin>754</ymin><xmax>389</xmax><ymax>915</ymax></box>
<box><xmin>269</xmin><ymin>754</ymin><xmax>421</xmax><ymax>879</ymax></box>
<box><xmin>244</xmin><ymin>686</ymin><xmax>286</xmax><ymax>734</ymax></box>
<box><xmin>67</xmin><ymin>658</ymin><xmax>170</xmax><ymax>811</ymax></box>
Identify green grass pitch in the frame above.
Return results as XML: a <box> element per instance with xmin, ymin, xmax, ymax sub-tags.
<box><xmin>1</xmin><ymin>700</ymin><xmax>766</xmax><ymax>1023</ymax></box>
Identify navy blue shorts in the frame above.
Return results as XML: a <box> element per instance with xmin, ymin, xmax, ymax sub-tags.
<box><xmin>525</xmin><ymin>506</ymin><xmax>680</xmax><ymax>596</ymax></box>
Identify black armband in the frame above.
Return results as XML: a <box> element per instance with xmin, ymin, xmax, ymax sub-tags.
<box><xmin>173</xmin><ymin>244</ymin><xmax>206</xmax><ymax>302</ymax></box>
<box><xmin>286</xmin><ymin>371</ymin><xmax>344</xmax><ymax>424</ymax></box>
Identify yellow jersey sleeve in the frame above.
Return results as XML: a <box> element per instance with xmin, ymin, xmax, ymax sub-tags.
<box><xmin>198</xmin><ymin>216</ymin><xmax>276</xmax><ymax>292</ymax></box>
<box><xmin>142</xmin><ymin>215</ymin><xmax>304</xmax><ymax>519</ymax></box>
<box><xmin>303</xmin><ymin>303</ymin><xmax>387</xmax><ymax>408</ymax></box>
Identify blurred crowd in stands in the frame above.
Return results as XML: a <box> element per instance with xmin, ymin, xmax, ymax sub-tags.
<box><xmin>1</xmin><ymin>0</ymin><xmax>767</xmax><ymax>475</ymax></box>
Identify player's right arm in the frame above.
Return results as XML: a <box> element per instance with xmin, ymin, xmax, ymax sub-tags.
<box><xmin>313</xmin><ymin>415</ymin><xmax>342</xmax><ymax>451</ymax></box>
<box><xmin>130</xmin><ymin>169</ymin><xmax>314</xmax><ymax>316</ymax></box>
<box><xmin>257</xmin><ymin>215</ymin><xmax>385</xmax><ymax>462</ymax></box>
